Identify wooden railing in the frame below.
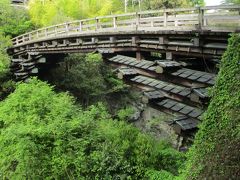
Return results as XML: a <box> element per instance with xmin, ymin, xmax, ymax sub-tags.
<box><xmin>12</xmin><ymin>5</ymin><xmax>240</xmax><ymax>46</ymax></box>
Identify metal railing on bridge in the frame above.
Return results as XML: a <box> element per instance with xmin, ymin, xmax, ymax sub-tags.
<box><xmin>12</xmin><ymin>5</ymin><xmax>240</xmax><ymax>46</ymax></box>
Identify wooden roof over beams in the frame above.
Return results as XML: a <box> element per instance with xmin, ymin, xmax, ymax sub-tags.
<box><xmin>157</xmin><ymin>98</ymin><xmax>203</xmax><ymax>119</ymax></box>
<box><xmin>131</xmin><ymin>75</ymin><xmax>191</xmax><ymax>98</ymax></box>
<box><xmin>171</xmin><ymin>68</ymin><xmax>216</xmax><ymax>85</ymax></box>
<box><xmin>171</xmin><ymin>115</ymin><xmax>200</xmax><ymax>131</ymax></box>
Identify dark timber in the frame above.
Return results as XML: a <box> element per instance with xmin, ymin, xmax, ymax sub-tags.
<box><xmin>7</xmin><ymin>5</ymin><xmax>240</xmax><ymax>136</ymax></box>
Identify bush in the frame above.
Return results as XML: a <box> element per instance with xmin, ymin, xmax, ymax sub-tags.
<box><xmin>0</xmin><ymin>78</ymin><xmax>184</xmax><ymax>179</ymax></box>
<box><xmin>145</xmin><ymin>169</ymin><xmax>175</xmax><ymax>180</ymax></box>
<box><xmin>0</xmin><ymin>32</ymin><xmax>16</xmax><ymax>100</ymax></box>
<box><xmin>0</xmin><ymin>0</ymin><xmax>34</xmax><ymax>37</ymax></box>
<box><xmin>44</xmin><ymin>53</ymin><xmax>127</xmax><ymax>106</ymax></box>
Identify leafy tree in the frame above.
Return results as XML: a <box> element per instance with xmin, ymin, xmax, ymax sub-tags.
<box><xmin>29</xmin><ymin>0</ymin><xmax>124</xmax><ymax>26</ymax></box>
<box><xmin>190</xmin><ymin>0</ymin><xmax>205</xmax><ymax>6</ymax></box>
<box><xmin>142</xmin><ymin>0</ymin><xmax>191</xmax><ymax>10</ymax></box>
<box><xmin>0</xmin><ymin>32</ymin><xmax>11</xmax><ymax>72</ymax></box>
<box><xmin>0</xmin><ymin>78</ymin><xmax>185</xmax><ymax>179</ymax></box>
<box><xmin>0</xmin><ymin>0</ymin><xmax>34</xmax><ymax>37</ymax></box>
<box><xmin>28</xmin><ymin>0</ymin><xmax>206</xmax><ymax>26</ymax></box>
<box><xmin>44</xmin><ymin>53</ymin><xmax>127</xmax><ymax>107</ymax></box>
<box><xmin>181</xmin><ymin>34</ymin><xmax>240</xmax><ymax>179</ymax></box>
<box><xmin>0</xmin><ymin>32</ymin><xmax>16</xmax><ymax>100</ymax></box>
<box><xmin>140</xmin><ymin>0</ymin><xmax>205</xmax><ymax>11</ymax></box>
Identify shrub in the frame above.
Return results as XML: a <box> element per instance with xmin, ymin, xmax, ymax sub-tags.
<box><xmin>0</xmin><ymin>78</ymin><xmax>184</xmax><ymax>179</ymax></box>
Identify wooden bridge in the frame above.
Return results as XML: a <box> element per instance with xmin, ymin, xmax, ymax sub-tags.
<box><xmin>7</xmin><ymin>5</ymin><xmax>240</xmax><ymax>137</ymax></box>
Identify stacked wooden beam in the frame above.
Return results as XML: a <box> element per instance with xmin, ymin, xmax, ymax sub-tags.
<box><xmin>170</xmin><ymin>116</ymin><xmax>200</xmax><ymax>134</ymax></box>
<box><xmin>142</xmin><ymin>90</ymin><xmax>165</xmax><ymax>103</ymax></box>
<box><xmin>10</xmin><ymin>54</ymin><xmax>46</xmax><ymax>81</ymax></box>
<box><xmin>108</xmin><ymin>55</ymin><xmax>156</xmax><ymax>72</ymax></box>
<box><xmin>157</xmin><ymin>99</ymin><xmax>203</xmax><ymax>119</ymax></box>
<box><xmin>107</xmin><ymin>54</ymin><xmax>216</xmax><ymax>133</ymax></box>
<box><xmin>117</xmin><ymin>68</ymin><xmax>138</xmax><ymax>79</ymax></box>
<box><xmin>131</xmin><ymin>75</ymin><xmax>191</xmax><ymax>98</ymax></box>
<box><xmin>171</xmin><ymin>68</ymin><xmax>215</xmax><ymax>85</ymax></box>
<box><xmin>155</xmin><ymin>60</ymin><xmax>182</xmax><ymax>73</ymax></box>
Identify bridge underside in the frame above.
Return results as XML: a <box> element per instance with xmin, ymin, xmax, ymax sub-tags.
<box><xmin>8</xmin><ymin>30</ymin><xmax>228</xmax><ymax>138</ymax></box>
<box><xmin>8</xmin><ymin>31</ymin><xmax>228</xmax><ymax>78</ymax></box>
<box><xmin>9</xmin><ymin>31</ymin><xmax>228</xmax><ymax>57</ymax></box>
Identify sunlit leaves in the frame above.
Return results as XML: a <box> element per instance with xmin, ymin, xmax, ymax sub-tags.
<box><xmin>0</xmin><ymin>0</ymin><xmax>33</xmax><ymax>37</ymax></box>
<box><xmin>29</xmin><ymin>0</ymin><xmax>124</xmax><ymax>26</ymax></box>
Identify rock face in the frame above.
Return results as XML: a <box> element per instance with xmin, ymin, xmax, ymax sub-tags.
<box><xmin>133</xmin><ymin>105</ymin><xmax>182</xmax><ymax>149</ymax></box>
<box><xmin>119</xmin><ymin>89</ymin><xmax>183</xmax><ymax>149</ymax></box>
<box><xmin>128</xmin><ymin>102</ymin><xmax>144</xmax><ymax>122</ymax></box>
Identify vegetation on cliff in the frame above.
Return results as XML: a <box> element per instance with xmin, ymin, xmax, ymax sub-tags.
<box><xmin>182</xmin><ymin>34</ymin><xmax>240</xmax><ymax>179</ymax></box>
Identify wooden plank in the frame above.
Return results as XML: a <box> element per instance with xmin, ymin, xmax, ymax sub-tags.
<box><xmin>156</xmin><ymin>98</ymin><xmax>203</xmax><ymax>119</ymax></box>
<box><xmin>130</xmin><ymin>75</ymin><xmax>191</xmax><ymax>98</ymax></box>
<box><xmin>142</xmin><ymin>90</ymin><xmax>165</xmax><ymax>103</ymax></box>
<box><xmin>171</xmin><ymin>68</ymin><xmax>216</xmax><ymax>85</ymax></box>
<box><xmin>155</xmin><ymin>60</ymin><xmax>181</xmax><ymax>74</ymax></box>
<box><xmin>117</xmin><ymin>67</ymin><xmax>138</xmax><ymax>79</ymax></box>
<box><xmin>172</xmin><ymin>116</ymin><xmax>200</xmax><ymax>131</ymax></box>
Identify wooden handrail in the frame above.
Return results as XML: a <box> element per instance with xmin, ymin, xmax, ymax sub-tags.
<box><xmin>12</xmin><ymin>5</ymin><xmax>240</xmax><ymax>46</ymax></box>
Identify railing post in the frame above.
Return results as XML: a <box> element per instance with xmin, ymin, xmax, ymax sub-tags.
<box><xmin>36</xmin><ymin>31</ymin><xmax>39</xmax><ymax>38</ymax></box>
<box><xmin>136</xmin><ymin>12</ymin><xmax>140</xmax><ymax>30</ymax></box>
<box><xmin>198</xmin><ymin>7</ymin><xmax>204</xmax><ymax>30</ymax></box>
<box><xmin>151</xmin><ymin>20</ymin><xmax>154</xmax><ymax>27</ymax></box>
<box><xmin>174</xmin><ymin>14</ymin><xmax>178</xmax><ymax>27</ymax></box>
<box><xmin>113</xmin><ymin>16</ymin><xmax>117</xmax><ymax>28</ymax></box>
<box><xmin>79</xmin><ymin>21</ymin><xmax>83</xmax><ymax>32</ymax></box>
<box><xmin>96</xmin><ymin>18</ymin><xmax>100</xmax><ymax>30</ymax></box>
<box><xmin>164</xmin><ymin>11</ymin><xmax>168</xmax><ymax>27</ymax></box>
<box><xmin>65</xmin><ymin>23</ymin><xmax>69</xmax><ymax>34</ymax></box>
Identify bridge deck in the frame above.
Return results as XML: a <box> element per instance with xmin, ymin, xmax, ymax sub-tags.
<box><xmin>10</xmin><ymin>5</ymin><xmax>240</xmax><ymax>48</ymax></box>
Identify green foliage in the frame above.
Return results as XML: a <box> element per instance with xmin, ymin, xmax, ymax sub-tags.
<box><xmin>0</xmin><ymin>79</ymin><xmax>16</xmax><ymax>101</ymax></box>
<box><xmin>146</xmin><ymin>169</ymin><xmax>175</xmax><ymax>180</ymax></box>
<box><xmin>190</xmin><ymin>0</ymin><xmax>205</xmax><ymax>6</ymax></box>
<box><xmin>182</xmin><ymin>34</ymin><xmax>240</xmax><ymax>179</ymax></box>
<box><xmin>28</xmin><ymin>0</ymin><xmax>205</xmax><ymax>26</ymax></box>
<box><xmin>0</xmin><ymin>32</ymin><xmax>11</xmax><ymax>73</ymax></box>
<box><xmin>0</xmin><ymin>78</ymin><xmax>185</xmax><ymax>179</ymax></box>
<box><xmin>45</xmin><ymin>53</ymin><xmax>127</xmax><ymax>106</ymax></box>
<box><xmin>117</xmin><ymin>106</ymin><xmax>135</xmax><ymax>121</ymax></box>
<box><xmin>29</xmin><ymin>0</ymin><xmax>124</xmax><ymax>26</ymax></box>
<box><xmin>0</xmin><ymin>32</ymin><xmax>16</xmax><ymax>100</ymax></box>
<box><xmin>0</xmin><ymin>0</ymin><xmax>34</xmax><ymax>37</ymax></box>
<box><xmin>141</xmin><ymin>0</ymin><xmax>205</xmax><ymax>10</ymax></box>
